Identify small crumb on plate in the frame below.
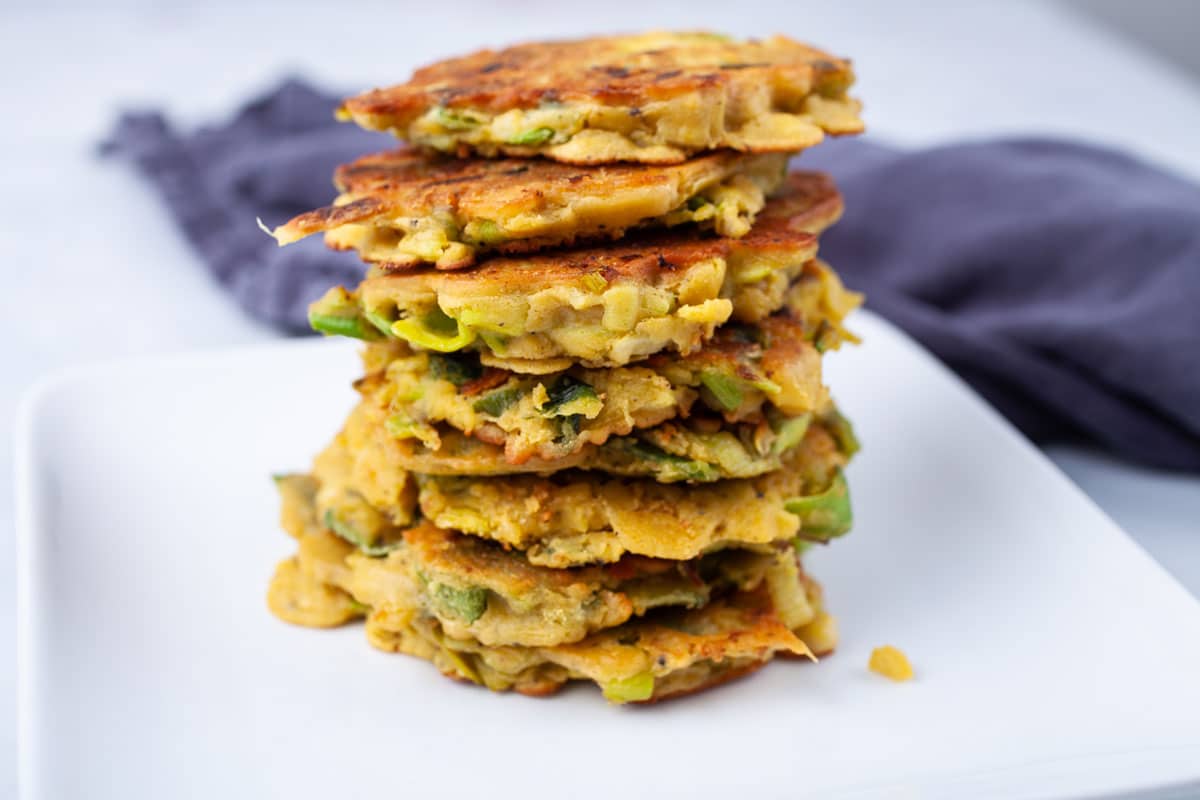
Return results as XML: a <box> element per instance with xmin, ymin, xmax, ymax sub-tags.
<box><xmin>868</xmin><ymin>645</ymin><xmax>913</xmax><ymax>682</ymax></box>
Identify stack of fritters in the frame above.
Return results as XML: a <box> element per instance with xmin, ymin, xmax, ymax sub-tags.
<box><xmin>266</xmin><ymin>31</ymin><xmax>864</xmax><ymax>703</ymax></box>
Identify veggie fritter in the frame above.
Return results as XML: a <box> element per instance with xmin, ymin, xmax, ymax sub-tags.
<box><xmin>268</xmin><ymin>149</ymin><xmax>788</xmax><ymax>269</ymax></box>
<box><xmin>339</xmin><ymin>32</ymin><xmax>862</xmax><ymax>164</ymax></box>
<box><xmin>269</xmin><ymin>549</ymin><xmax>834</xmax><ymax>703</ymax></box>
<box><xmin>274</xmin><ymin>480</ymin><xmax>809</xmax><ymax>648</ymax></box>
<box><xmin>348</xmin><ymin>385</ymin><xmax>841</xmax><ymax>481</ymax></box>
<box><xmin>355</xmin><ymin>310</ymin><xmax>834</xmax><ymax>465</ymax></box>
<box><xmin>418</xmin><ymin>424</ymin><xmax>855</xmax><ymax>566</ymax></box>
<box><xmin>300</xmin><ymin>408</ymin><xmax>855</xmax><ymax>567</ymax></box>
<box><xmin>307</xmin><ymin>172</ymin><xmax>849</xmax><ymax>368</ymax></box>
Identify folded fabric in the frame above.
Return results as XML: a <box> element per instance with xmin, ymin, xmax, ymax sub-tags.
<box><xmin>102</xmin><ymin>80</ymin><xmax>1200</xmax><ymax>470</ymax></box>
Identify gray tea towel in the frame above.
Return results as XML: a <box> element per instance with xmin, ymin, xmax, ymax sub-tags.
<box><xmin>103</xmin><ymin>80</ymin><xmax>1200</xmax><ymax>470</ymax></box>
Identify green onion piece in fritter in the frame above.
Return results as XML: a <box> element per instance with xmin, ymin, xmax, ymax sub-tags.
<box><xmin>472</xmin><ymin>384</ymin><xmax>522</xmax><ymax>417</ymax></box>
<box><xmin>626</xmin><ymin>441</ymin><xmax>721</xmax><ymax>482</ymax></box>
<box><xmin>391</xmin><ymin>308</ymin><xmax>477</xmax><ymax>352</ymax></box>
<box><xmin>827</xmin><ymin>410</ymin><xmax>860</xmax><ymax>457</ymax></box>
<box><xmin>310</xmin><ymin>313</ymin><xmax>374</xmax><ymax>340</ymax></box>
<box><xmin>507</xmin><ymin>127</ymin><xmax>554</xmax><ymax>146</ymax></box>
<box><xmin>323</xmin><ymin>509</ymin><xmax>402</xmax><ymax>557</ymax></box>
<box><xmin>308</xmin><ymin>287</ymin><xmax>380</xmax><ymax>341</ymax></box>
<box><xmin>699</xmin><ymin>369</ymin><xmax>744</xmax><ymax>411</ymax></box>
<box><xmin>364</xmin><ymin>308</ymin><xmax>397</xmax><ymax>337</ymax></box>
<box><xmin>443</xmin><ymin>648</ymin><xmax>483</xmax><ymax>685</ymax></box>
<box><xmin>432</xmin><ymin>583</ymin><xmax>488</xmax><ymax>623</ymax></box>
<box><xmin>428</xmin><ymin>352</ymin><xmax>483</xmax><ymax>387</ymax></box>
<box><xmin>770</xmin><ymin>413</ymin><xmax>812</xmax><ymax>456</ymax></box>
<box><xmin>467</xmin><ymin>219</ymin><xmax>507</xmax><ymax>245</ymax></box>
<box><xmin>435</xmin><ymin>106</ymin><xmax>485</xmax><ymax>130</ymax></box>
<box><xmin>812</xmin><ymin>320</ymin><xmax>836</xmax><ymax>353</ymax></box>
<box><xmin>478</xmin><ymin>331</ymin><xmax>510</xmax><ymax>354</ymax></box>
<box><xmin>540</xmin><ymin>375</ymin><xmax>601</xmax><ymax>417</ymax></box>
<box><xmin>602</xmin><ymin>672</ymin><xmax>655</xmax><ymax>704</ymax></box>
<box><xmin>384</xmin><ymin>417</ymin><xmax>413</xmax><ymax>437</ymax></box>
<box><xmin>785</xmin><ymin>470</ymin><xmax>853</xmax><ymax>542</ymax></box>
<box><xmin>749</xmin><ymin>376</ymin><xmax>782</xmax><ymax>395</ymax></box>
<box><xmin>385</xmin><ymin>416</ymin><xmax>439</xmax><ymax>448</ymax></box>
<box><xmin>554</xmin><ymin>414</ymin><xmax>583</xmax><ymax>445</ymax></box>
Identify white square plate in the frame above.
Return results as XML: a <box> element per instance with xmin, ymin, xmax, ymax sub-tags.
<box><xmin>17</xmin><ymin>311</ymin><xmax>1200</xmax><ymax>799</ymax></box>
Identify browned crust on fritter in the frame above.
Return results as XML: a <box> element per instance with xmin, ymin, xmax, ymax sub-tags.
<box><xmin>635</xmin><ymin>659</ymin><xmax>768</xmax><ymax>704</ymax></box>
<box><xmin>278</xmin><ymin>147</ymin><xmax>772</xmax><ymax>258</ymax></box>
<box><xmin>377</xmin><ymin>233</ymin><xmax>726</xmax><ymax>285</ymax></box>
<box><xmin>649</xmin><ymin>314</ymin><xmax>810</xmax><ymax>378</ymax></box>
<box><xmin>513</xmin><ymin>679</ymin><xmax>565</xmax><ymax>698</ymax></box>
<box><xmin>779</xmin><ymin>646</ymin><xmax>835</xmax><ymax>660</ymax></box>
<box><xmin>342</xmin><ymin>33</ymin><xmax>854</xmax><ymax>120</ymax></box>
<box><xmin>334</xmin><ymin>147</ymin><xmax>746</xmax><ymax>208</ymax></box>
<box><xmin>282</xmin><ymin>197</ymin><xmax>386</xmax><ymax>240</ymax></box>
<box><xmin>758</xmin><ymin>171</ymin><xmax>842</xmax><ymax>236</ymax></box>
<box><xmin>403</xmin><ymin>521</ymin><xmax>694</xmax><ymax>594</ymax></box>
<box><xmin>360</xmin><ymin>171</ymin><xmax>838</xmax><ymax>285</ymax></box>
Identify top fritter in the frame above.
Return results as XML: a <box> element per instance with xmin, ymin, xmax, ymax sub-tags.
<box><xmin>338</xmin><ymin>31</ymin><xmax>863</xmax><ymax>164</ymax></box>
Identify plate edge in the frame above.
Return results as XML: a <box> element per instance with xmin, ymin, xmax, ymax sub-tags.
<box><xmin>847</xmin><ymin>312</ymin><xmax>1200</xmax><ymax>616</ymax></box>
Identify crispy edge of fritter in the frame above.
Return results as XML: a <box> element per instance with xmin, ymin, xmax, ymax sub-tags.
<box><xmin>277</xmin><ymin>471</ymin><xmax>802</xmax><ymax>648</ymax></box>
<box><xmin>340</xmin><ymin>32</ymin><xmax>855</xmax><ymax>124</ymax></box>
<box><xmin>413</xmin><ymin>419</ymin><xmax>848</xmax><ymax>565</ymax></box>
<box><xmin>275</xmin><ymin>149</ymin><xmax>775</xmax><ymax>246</ymax></box>
<box><xmin>361</xmin><ymin>579</ymin><xmax>819</xmax><ymax>702</ymax></box>
<box><xmin>355</xmin><ymin>170</ymin><xmax>836</xmax><ymax>293</ymax></box>
<box><xmin>355</xmin><ymin>311</ymin><xmax>825</xmax><ymax>465</ymax></box>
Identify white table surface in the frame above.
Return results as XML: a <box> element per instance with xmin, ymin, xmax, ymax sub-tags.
<box><xmin>3</xmin><ymin>1</ymin><xmax>1199</xmax><ymax>795</ymax></box>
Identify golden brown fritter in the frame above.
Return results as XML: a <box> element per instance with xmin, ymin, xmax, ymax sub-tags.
<box><xmin>269</xmin><ymin>148</ymin><xmax>788</xmax><ymax>268</ymax></box>
<box><xmin>274</xmin><ymin>407</ymin><xmax>854</xmax><ymax>568</ymax></box>
<box><xmin>339</xmin><ymin>31</ymin><xmax>863</xmax><ymax>164</ymax></box>
<box><xmin>354</xmin><ymin>311</ymin><xmax>830</xmax><ymax>466</ymax></box>
<box><xmin>415</xmin><ymin>419</ymin><xmax>854</xmax><ymax>567</ymax></box>
<box><xmin>348</xmin><ymin>388</ymin><xmax>831</xmax><ymax>482</ymax></box>
<box><xmin>293</xmin><ymin>406</ymin><xmax>855</xmax><ymax>567</ymax></box>
<box><xmin>309</xmin><ymin>173</ymin><xmax>850</xmax><ymax>368</ymax></box>
<box><xmin>269</xmin><ymin>539</ymin><xmax>833</xmax><ymax>703</ymax></box>
<box><xmin>365</xmin><ymin>581</ymin><xmax>822</xmax><ymax>702</ymax></box>
<box><xmin>272</xmin><ymin>483</ymin><xmax>804</xmax><ymax>648</ymax></box>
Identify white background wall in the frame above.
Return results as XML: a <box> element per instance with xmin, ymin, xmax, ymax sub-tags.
<box><xmin>1067</xmin><ymin>0</ymin><xmax>1200</xmax><ymax>83</ymax></box>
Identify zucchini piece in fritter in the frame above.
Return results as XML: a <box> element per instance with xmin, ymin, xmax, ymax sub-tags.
<box><xmin>786</xmin><ymin>469</ymin><xmax>854</xmax><ymax>543</ymax></box>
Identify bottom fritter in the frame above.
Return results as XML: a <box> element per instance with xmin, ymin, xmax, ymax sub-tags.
<box><xmin>363</xmin><ymin>581</ymin><xmax>836</xmax><ymax>703</ymax></box>
<box><xmin>274</xmin><ymin>466</ymin><xmax>819</xmax><ymax>648</ymax></box>
<box><xmin>268</xmin><ymin>541</ymin><xmax>837</xmax><ymax>704</ymax></box>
